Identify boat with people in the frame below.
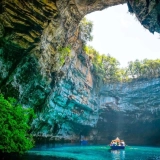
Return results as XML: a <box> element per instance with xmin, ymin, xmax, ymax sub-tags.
<box><xmin>109</xmin><ymin>137</ymin><xmax>126</xmax><ymax>150</ymax></box>
<box><xmin>80</xmin><ymin>135</ymin><xmax>88</xmax><ymax>145</ymax></box>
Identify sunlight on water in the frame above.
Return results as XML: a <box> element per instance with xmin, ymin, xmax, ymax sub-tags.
<box><xmin>26</xmin><ymin>145</ymin><xmax>160</xmax><ymax>160</ymax></box>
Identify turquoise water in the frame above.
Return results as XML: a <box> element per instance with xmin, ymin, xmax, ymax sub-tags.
<box><xmin>22</xmin><ymin>144</ymin><xmax>160</xmax><ymax>160</ymax></box>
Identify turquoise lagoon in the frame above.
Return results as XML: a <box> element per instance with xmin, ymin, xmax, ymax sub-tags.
<box><xmin>21</xmin><ymin>144</ymin><xmax>160</xmax><ymax>160</ymax></box>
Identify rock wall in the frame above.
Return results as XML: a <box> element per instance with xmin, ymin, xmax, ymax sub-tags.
<box><xmin>0</xmin><ymin>0</ymin><xmax>160</xmax><ymax>144</ymax></box>
<box><xmin>32</xmin><ymin>50</ymin><xmax>99</xmax><ymax>141</ymax></box>
<box><xmin>97</xmin><ymin>79</ymin><xmax>160</xmax><ymax>145</ymax></box>
<box><xmin>127</xmin><ymin>0</ymin><xmax>160</xmax><ymax>33</ymax></box>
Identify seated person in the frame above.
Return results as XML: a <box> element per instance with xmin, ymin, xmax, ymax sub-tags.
<box><xmin>120</xmin><ymin>140</ymin><xmax>125</xmax><ymax>146</ymax></box>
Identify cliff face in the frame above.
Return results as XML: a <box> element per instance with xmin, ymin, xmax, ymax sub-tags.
<box><xmin>98</xmin><ymin>79</ymin><xmax>160</xmax><ymax>145</ymax></box>
<box><xmin>32</xmin><ymin>50</ymin><xmax>100</xmax><ymax>141</ymax></box>
<box><xmin>100</xmin><ymin>78</ymin><xmax>160</xmax><ymax>117</ymax></box>
<box><xmin>0</xmin><ymin>0</ymin><xmax>160</xmax><ymax>144</ymax></box>
<box><xmin>127</xmin><ymin>0</ymin><xmax>160</xmax><ymax>33</ymax></box>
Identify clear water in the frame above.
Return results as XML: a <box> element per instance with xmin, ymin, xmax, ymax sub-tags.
<box><xmin>19</xmin><ymin>144</ymin><xmax>160</xmax><ymax>160</ymax></box>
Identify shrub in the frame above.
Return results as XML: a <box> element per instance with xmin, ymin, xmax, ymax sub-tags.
<box><xmin>0</xmin><ymin>94</ymin><xmax>34</xmax><ymax>154</ymax></box>
<box><xmin>58</xmin><ymin>46</ymin><xmax>71</xmax><ymax>66</ymax></box>
<box><xmin>79</xmin><ymin>18</ymin><xmax>93</xmax><ymax>44</ymax></box>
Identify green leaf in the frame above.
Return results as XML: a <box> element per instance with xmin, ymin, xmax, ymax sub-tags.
<box><xmin>0</xmin><ymin>94</ymin><xmax>35</xmax><ymax>154</ymax></box>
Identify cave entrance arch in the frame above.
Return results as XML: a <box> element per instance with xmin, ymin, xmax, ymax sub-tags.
<box><xmin>77</xmin><ymin>2</ymin><xmax>160</xmax><ymax>145</ymax></box>
<box><xmin>85</xmin><ymin>4</ymin><xmax>160</xmax><ymax>67</ymax></box>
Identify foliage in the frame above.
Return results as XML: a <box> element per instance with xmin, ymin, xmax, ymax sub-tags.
<box><xmin>0</xmin><ymin>94</ymin><xmax>34</xmax><ymax>154</ymax></box>
<box><xmin>127</xmin><ymin>59</ymin><xmax>160</xmax><ymax>80</ymax></box>
<box><xmin>80</xmin><ymin>18</ymin><xmax>160</xmax><ymax>84</ymax></box>
<box><xmin>58</xmin><ymin>46</ymin><xmax>71</xmax><ymax>66</ymax></box>
<box><xmin>80</xmin><ymin>18</ymin><xmax>124</xmax><ymax>85</ymax></box>
<box><xmin>84</xmin><ymin>45</ymin><xmax>160</xmax><ymax>84</ymax></box>
<box><xmin>83</xmin><ymin>46</ymin><xmax>122</xmax><ymax>85</ymax></box>
<box><xmin>79</xmin><ymin>18</ymin><xmax>93</xmax><ymax>44</ymax></box>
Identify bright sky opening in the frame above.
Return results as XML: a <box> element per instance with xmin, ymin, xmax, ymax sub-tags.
<box><xmin>86</xmin><ymin>4</ymin><xmax>160</xmax><ymax>68</ymax></box>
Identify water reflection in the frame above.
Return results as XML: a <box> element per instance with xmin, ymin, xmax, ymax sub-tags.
<box><xmin>111</xmin><ymin>150</ymin><xmax>125</xmax><ymax>160</ymax></box>
<box><xmin>10</xmin><ymin>145</ymin><xmax>160</xmax><ymax>160</ymax></box>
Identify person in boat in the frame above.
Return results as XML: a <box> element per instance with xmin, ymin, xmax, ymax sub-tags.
<box><xmin>110</xmin><ymin>141</ymin><xmax>117</xmax><ymax>146</ymax></box>
<box><xmin>110</xmin><ymin>141</ymin><xmax>113</xmax><ymax>146</ymax></box>
<box><xmin>120</xmin><ymin>140</ymin><xmax>125</xmax><ymax>146</ymax></box>
<box><xmin>110</xmin><ymin>137</ymin><xmax>125</xmax><ymax>146</ymax></box>
<box><xmin>80</xmin><ymin>135</ymin><xmax>88</xmax><ymax>145</ymax></box>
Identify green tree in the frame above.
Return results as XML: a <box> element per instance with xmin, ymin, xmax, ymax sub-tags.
<box><xmin>81</xmin><ymin>18</ymin><xmax>160</xmax><ymax>83</ymax></box>
<box><xmin>79</xmin><ymin>18</ymin><xmax>93</xmax><ymax>44</ymax></box>
<box><xmin>126</xmin><ymin>58</ymin><xmax>160</xmax><ymax>80</ymax></box>
<box><xmin>102</xmin><ymin>54</ymin><xmax>120</xmax><ymax>83</ymax></box>
<box><xmin>0</xmin><ymin>94</ymin><xmax>34</xmax><ymax>154</ymax></box>
<box><xmin>119</xmin><ymin>68</ymin><xmax>129</xmax><ymax>82</ymax></box>
<box><xmin>58</xmin><ymin>46</ymin><xmax>71</xmax><ymax>66</ymax></box>
<box><xmin>83</xmin><ymin>46</ymin><xmax>123</xmax><ymax>85</ymax></box>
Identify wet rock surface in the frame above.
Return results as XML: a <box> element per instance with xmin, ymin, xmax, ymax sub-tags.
<box><xmin>98</xmin><ymin>78</ymin><xmax>160</xmax><ymax>145</ymax></box>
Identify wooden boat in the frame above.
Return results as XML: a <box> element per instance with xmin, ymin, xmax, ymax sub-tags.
<box><xmin>81</xmin><ymin>140</ymin><xmax>88</xmax><ymax>145</ymax></box>
<box><xmin>110</xmin><ymin>137</ymin><xmax>125</xmax><ymax>150</ymax></box>
<box><xmin>80</xmin><ymin>135</ymin><xmax>88</xmax><ymax>145</ymax></box>
<box><xmin>110</xmin><ymin>145</ymin><xmax>125</xmax><ymax>150</ymax></box>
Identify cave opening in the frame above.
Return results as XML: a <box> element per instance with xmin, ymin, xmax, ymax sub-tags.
<box><xmin>85</xmin><ymin>4</ymin><xmax>160</xmax><ymax>68</ymax></box>
<box><xmin>83</xmin><ymin>4</ymin><xmax>160</xmax><ymax>145</ymax></box>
